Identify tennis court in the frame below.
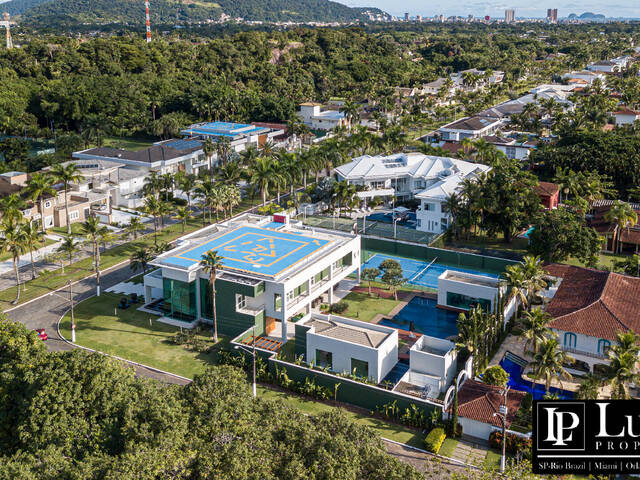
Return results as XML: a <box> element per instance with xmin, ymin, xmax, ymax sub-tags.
<box><xmin>362</xmin><ymin>253</ymin><xmax>500</xmax><ymax>290</ymax></box>
<box><xmin>163</xmin><ymin>226</ymin><xmax>331</xmax><ymax>277</ymax></box>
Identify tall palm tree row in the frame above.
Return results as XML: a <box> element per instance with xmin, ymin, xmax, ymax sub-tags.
<box><xmin>0</xmin><ymin>217</ymin><xmax>28</xmax><ymax>304</ymax></box>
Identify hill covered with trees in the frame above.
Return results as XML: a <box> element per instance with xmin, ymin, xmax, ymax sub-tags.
<box><xmin>4</xmin><ymin>0</ymin><xmax>386</xmax><ymax>25</ymax></box>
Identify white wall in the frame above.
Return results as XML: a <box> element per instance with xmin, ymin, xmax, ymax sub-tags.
<box><xmin>409</xmin><ymin>335</ymin><xmax>457</xmax><ymax>390</ymax></box>
<box><xmin>304</xmin><ymin>314</ymin><xmax>398</xmax><ymax>382</ymax></box>
<box><xmin>416</xmin><ymin>199</ymin><xmax>447</xmax><ymax>233</ymax></box>
<box><xmin>437</xmin><ymin>273</ymin><xmax>501</xmax><ymax>310</ymax></box>
<box><xmin>458</xmin><ymin>417</ymin><xmax>494</xmax><ymax>440</ymax></box>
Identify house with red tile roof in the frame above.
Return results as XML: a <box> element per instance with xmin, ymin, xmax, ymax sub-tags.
<box><xmin>444</xmin><ymin>379</ymin><xmax>526</xmax><ymax>440</ymax></box>
<box><xmin>534</xmin><ymin>181</ymin><xmax>559</xmax><ymax>210</ymax></box>
<box><xmin>543</xmin><ymin>264</ymin><xmax>640</xmax><ymax>373</ymax></box>
<box><xmin>588</xmin><ymin>200</ymin><xmax>640</xmax><ymax>254</ymax></box>
<box><xmin>613</xmin><ymin>108</ymin><xmax>640</xmax><ymax>126</ymax></box>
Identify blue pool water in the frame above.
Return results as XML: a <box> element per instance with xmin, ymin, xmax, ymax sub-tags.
<box><xmin>365</xmin><ymin>212</ymin><xmax>417</xmax><ymax>228</ymax></box>
<box><xmin>379</xmin><ymin>296</ymin><xmax>460</xmax><ymax>339</ymax></box>
<box><xmin>362</xmin><ymin>253</ymin><xmax>500</xmax><ymax>290</ymax></box>
<box><xmin>500</xmin><ymin>356</ymin><xmax>574</xmax><ymax>400</ymax></box>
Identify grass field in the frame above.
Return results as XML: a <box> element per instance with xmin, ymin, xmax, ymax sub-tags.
<box><xmin>0</xmin><ymin>237</ymin><xmax>57</xmax><ymax>263</ymax></box>
<box><xmin>60</xmin><ymin>293</ymin><xmax>427</xmax><ymax>449</ymax></box>
<box><xmin>100</xmin><ymin>136</ymin><xmax>155</xmax><ymax>151</ymax></box>
<box><xmin>340</xmin><ymin>288</ymin><xmax>411</xmax><ymax>322</ymax></box>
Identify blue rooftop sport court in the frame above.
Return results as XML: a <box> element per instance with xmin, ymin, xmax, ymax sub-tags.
<box><xmin>164</xmin><ymin>226</ymin><xmax>331</xmax><ymax>277</ymax></box>
<box><xmin>181</xmin><ymin>121</ymin><xmax>268</xmax><ymax>138</ymax></box>
<box><xmin>362</xmin><ymin>253</ymin><xmax>500</xmax><ymax>290</ymax></box>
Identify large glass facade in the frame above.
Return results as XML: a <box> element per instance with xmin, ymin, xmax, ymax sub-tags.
<box><xmin>162</xmin><ymin>278</ymin><xmax>197</xmax><ymax>321</ymax></box>
<box><xmin>446</xmin><ymin>292</ymin><xmax>490</xmax><ymax>311</ymax></box>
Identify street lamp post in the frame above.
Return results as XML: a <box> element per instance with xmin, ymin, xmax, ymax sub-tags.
<box><xmin>234</xmin><ymin>326</ymin><xmax>257</xmax><ymax>398</ymax></box>
<box><xmin>493</xmin><ymin>386</ymin><xmax>509</xmax><ymax>473</ymax></box>
<box><xmin>69</xmin><ymin>280</ymin><xmax>75</xmax><ymax>342</ymax></box>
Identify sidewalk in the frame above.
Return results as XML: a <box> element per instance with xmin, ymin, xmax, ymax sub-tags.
<box><xmin>0</xmin><ymin>234</ymin><xmax>63</xmax><ymax>275</ymax></box>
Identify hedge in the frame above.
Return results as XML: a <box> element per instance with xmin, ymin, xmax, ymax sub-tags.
<box><xmin>489</xmin><ymin>430</ymin><xmax>532</xmax><ymax>454</ymax></box>
<box><xmin>425</xmin><ymin>427</ymin><xmax>446</xmax><ymax>454</ymax></box>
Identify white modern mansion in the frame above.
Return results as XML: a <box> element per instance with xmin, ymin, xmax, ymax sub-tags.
<box><xmin>143</xmin><ymin>213</ymin><xmax>361</xmax><ymax>343</ymax></box>
<box><xmin>335</xmin><ymin>153</ymin><xmax>491</xmax><ymax>234</ymax></box>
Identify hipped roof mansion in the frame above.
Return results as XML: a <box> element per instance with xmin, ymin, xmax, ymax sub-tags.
<box><xmin>335</xmin><ymin>153</ymin><xmax>491</xmax><ymax>234</ymax></box>
<box><xmin>143</xmin><ymin>213</ymin><xmax>361</xmax><ymax>343</ymax></box>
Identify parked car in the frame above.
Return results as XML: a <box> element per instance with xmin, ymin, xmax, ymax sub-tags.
<box><xmin>35</xmin><ymin>328</ymin><xmax>48</xmax><ymax>341</ymax></box>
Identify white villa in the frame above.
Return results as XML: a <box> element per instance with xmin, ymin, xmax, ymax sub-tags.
<box><xmin>298</xmin><ymin>103</ymin><xmax>348</xmax><ymax>131</ymax></box>
<box><xmin>335</xmin><ymin>153</ymin><xmax>490</xmax><ymax>234</ymax></box>
<box><xmin>438</xmin><ymin>116</ymin><xmax>503</xmax><ymax>141</ymax></box>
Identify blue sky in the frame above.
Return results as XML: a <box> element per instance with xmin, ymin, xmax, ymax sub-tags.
<box><xmin>337</xmin><ymin>0</ymin><xmax>640</xmax><ymax>19</ymax></box>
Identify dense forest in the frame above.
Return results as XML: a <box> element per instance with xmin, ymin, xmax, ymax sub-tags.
<box><xmin>3</xmin><ymin>0</ymin><xmax>386</xmax><ymax>24</ymax></box>
<box><xmin>0</xmin><ymin>320</ymin><xmax>422</xmax><ymax>479</ymax></box>
<box><xmin>0</xmin><ymin>24</ymin><xmax>631</xmax><ymax>139</ymax></box>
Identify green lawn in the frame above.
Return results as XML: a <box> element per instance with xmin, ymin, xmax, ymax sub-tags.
<box><xmin>340</xmin><ymin>288</ymin><xmax>409</xmax><ymax>322</ymax></box>
<box><xmin>61</xmin><ymin>293</ymin><xmax>427</xmax><ymax>449</ymax></box>
<box><xmin>59</xmin><ymin>292</ymin><xmax>223</xmax><ymax>379</ymax></box>
<box><xmin>567</xmin><ymin>252</ymin><xmax>627</xmax><ymax>271</ymax></box>
<box><xmin>439</xmin><ymin>437</ymin><xmax>458</xmax><ymax>458</ymax></box>
<box><xmin>49</xmin><ymin>223</ymin><xmax>87</xmax><ymax>236</ymax></box>
<box><xmin>483</xmin><ymin>449</ymin><xmax>506</xmax><ymax>469</ymax></box>
<box><xmin>100</xmin><ymin>136</ymin><xmax>155</xmax><ymax>151</ymax></box>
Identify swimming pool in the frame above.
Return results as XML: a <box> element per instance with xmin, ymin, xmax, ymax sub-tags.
<box><xmin>365</xmin><ymin>212</ymin><xmax>417</xmax><ymax>228</ymax></box>
<box><xmin>500</xmin><ymin>355</ymin><xmax>574</xmax><ymax>400</ymax></box>
<box><xmin>362</xmin><ymin>253</ymin><xmax>500</xmax><ymax>290</ymax></box>
<box><xmin>379</xmin><ymin>296</ymin><xmax>460</xmax><ymax>339</ymax></box>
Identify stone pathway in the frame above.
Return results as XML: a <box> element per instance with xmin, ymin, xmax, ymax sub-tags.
<box><xmin>451</xmin><ymin>438</ymin><xmax>489</xmax><ymax>466</ymax></box>
<box><xmin>106</xmin><ymin>281</ymin><xmax>145</xmax><ymax>296</ymax></box>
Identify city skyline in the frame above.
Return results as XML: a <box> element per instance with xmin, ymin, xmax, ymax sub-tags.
<box><xmin>338</xmin><ymin>0</ymin><xmax>640</xmax><ymax>19</ymax></box>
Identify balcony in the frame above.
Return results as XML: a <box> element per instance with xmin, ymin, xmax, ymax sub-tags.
<box><xmin>237</xmin><ymin>306</ymin><xmax>265</xmax><ymax>317</ymax></box>
<box><xmin>561</xmin><ymin>345</ymin><xmax>607</xmax><ymax>360</ymax></box>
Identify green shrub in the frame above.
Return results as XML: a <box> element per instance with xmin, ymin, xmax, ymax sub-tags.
<box><xmin>482</xmin><ymin>365</ymin><xmax>510</xmax><ymax>386</ymax></box>
<box><xmin>329</xmin><ymin>301</ymin><xmax>348</xmax><ymax>314</ymax></box>
<box><xmin>489</xmin><ymin>430</ymin><xmax>532</xmax><ymax>454</ymax></box>
<box><xmin>425</xmin><ymin>427</ymin><xmax>446</xmax><ymax>454</ymax></box>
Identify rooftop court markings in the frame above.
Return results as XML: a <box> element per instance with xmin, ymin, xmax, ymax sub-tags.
<box><xmin>164</xmin><ymin>226</ymin><xmax>331</xmax><ymax>277</ymax></box>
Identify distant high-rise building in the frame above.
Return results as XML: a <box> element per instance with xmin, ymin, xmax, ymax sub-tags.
<box><xmin>404</xmin><ymin>12</ymin><xmax>409</xmax><ymax>21</ymax></box>
<box><xmin>505</xmin><ymin>9</ymin><xmax>515</xmax><ymax>23</ymax></box>
<box><xmin>546</xmin><ymin>8</ymin><xmax>558</xmax><ymax>23</ymax></box>
<box><xmin>416</xmin><ymin>14</ymin><xmax>422</xmax><ymax>22</ymax></box>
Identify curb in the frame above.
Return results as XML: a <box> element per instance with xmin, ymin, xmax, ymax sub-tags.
<box><xmin>380</xmin><ymin>437</ymin><xmax>480</xmax><ymax>470</ymax></box>
<box><xmin>56</xmin><ymin>306</ymin><xmax>191</xmax><ymax>384</ymax></box>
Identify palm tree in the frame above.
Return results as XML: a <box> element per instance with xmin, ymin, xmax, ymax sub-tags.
<box><xmin>248</xmin><ymin>157</ymin><xmax>278</xmax><ymax>206</ymax></box>
<box><xmin>200</xmin><ymin>251</ymin><xmax>224</xmax><ymax>343</ymax></box>
<box><xmin>80</xmin><ymin>215</ymin><xmax>109</xmax><ymax>296</ymax></box>
<box><xmin>529</xmin><ymin>338</ymin><xmax>573</xmax><ymax>393</ymax></box>
<box><xmin>143</xmin><ymin>171</ymin><xmax>163</xmax><ymax>199</ymax></box>
<box><xmin>0</xmin><ymin>193</ymin><xmax>27</xmax><ymax>223</ymax></box>
<box><xmin>25</xmin><ymin>173</ymin><xmax>56</xmax><ymax>234</ymax></box>
<box><xmin>173</xmin><ymin>206</ymin><xmax>191</xmax><ymax>233</ymax></box>
<box><xmin>215</xmin><ymin>137</ymin><xmax>232</xmax><ymax>167</ymax></box>
<box><xmin>194</xmin><ymin>179</ymin><xmax>216</xmax><ymax>225</ymax></box>
<box><xmin>520</xmin><ymin>308</ymin><xmax>553</xmax><ymax>355</ymax></box>
<box><xmin>202</xmin><ymin>137</ymin><xmax>215</xmax><ymax>175</ymax></box>
<box><xmin>177</xmin><ymin>173</ymin><xmax>197</xmax><ymax>211</ymax></box>
<box><xmin>124</xmin><ymin>216</ymin><xmax>145</xmax><ymax>241</ymax></box>
<box><xmin>143</xmin><ymin>196</ymin><xmax>163</xmax><ymax>244</ymax></box>
<box><xmin>605</xmin><ymin>201</ymin><xmax>638</xmax><ymax>253</ymax></box>
<box><xmin>49</xmin><ymin>163</ymin><xmax>84</xmax><ymax>235</ymax></box>
<box><xmin>216</xmin><ymin>162</ymin><xmax>244</xmax><ymax>185</ymax></box>
<box><xmin>56</xmin><ymin>235</ymin><xmax>78</xmax><ymax>274</ymax></box>
<box><xmin>520</xmin><ymin>255</ymin><xmax>547</xmax><ymax>300</ymax></box>
<box><xmin>224</xmin><ymin>184</ymin><xmax>241</xmax><ymax>218</ymax></box>
<box><xmin>130</xmin><ymin>246</ymin><xmax>152</xmax><ymax>275</ymax></box>
<box><xmin>503</xmin><ymin>264</ymin><xmax>529</xmax><ymax>310</ymax></box>
<box><xmin>22</xmin><ymin>221</ymin><xmax>43</xmax><ymax>280</ymax></box>
<box><xmin>0</xmin><ymin>218</ymin><xmax>27</xmax><ymax>304</ymax></box>
<box><xmin>607</xmin><ymin>352</ymin><xmax>639</xmax><ymax>399</ymax></box>
<box><xmin>456</xmin><ymin>305</ymin><xmax>487</xmax><ymax>374</ymax></box>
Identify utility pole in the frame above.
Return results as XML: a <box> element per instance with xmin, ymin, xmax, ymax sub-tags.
<box><xmin>493</xmin><ymin>386</ymin><xmax>509</xmax><ymax>473</ymax></box>
<box><xmin>69</xmin><ymin>280</ymin><xmax>76</xmax><ymax>343</ymax></box>
<box><xmin>144</xmin><ymin>0</ymin><xmax>151</xmax><ymax>43</ymax></box>
<box><xmin>1</xmin><ymin>13</ymin><xmax>13</xmax><ymax>49</ymax></box>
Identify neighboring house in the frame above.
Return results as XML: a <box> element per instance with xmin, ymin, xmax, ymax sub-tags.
<box><xmin>74</xmin><ymin>139</ymin><xmax>207</xmax><ymax>176</ymax></box>
<box><xmin>588</xmin><ymin>200</ymin><xmax>640</xmax><ymax>253</ymax></box>
<box><xmin>450</xmin><ymin>69</ymin><xmax>504</xmax><ymax>92</ymax></box>
<box><xmin>438</xmin><ymin>116</ymin><xmax>503</xmax><ymax>141</ymax></box>
<box><xmin>181</xmin><ymin>122</ymin><xmax>285</xmax><ymax>153</ymax></box>
<box><xmin>295</xmin><ymin>314</ymin><xmax>398</xmax><ymax>383</ymax></box>
<box><xmin>0</xmin><ymin>171</ymin><xmax>110</xmax><ymax>229</ymax></box>
<box><xmin>482</xmin><ymin>135</ymin><xmax>537</xmax><ymax>160</ymax></box>
<box><xmin>586</xmin><ymin>60</ymin><xmax>621</xmax><ymax>73</ymax></box>
<box><xmin>534</xmin><ymin>181</ymin><xmax>560</xmax><ymax>209</ymax></box>
<box><xmin>544</xmin><ymin>264</ymin><xmax>640</xmax><ymax>374</ymax></box>
<box><xmin>443</xmin><ymin>379</ymin><xmax>526</xmax><ymax>440</ymax></box>
<box><xmin>613</xmin><ymin>108</ymin><xmax>640</xmax><ymax>126</ymax></box>
<box><xmin>298</xmin><ymin>103</ymin><xmax>349</xmax><ymax>131</ymax></box>
<box><xmin>561</xmin><ymin>70</ymin><xmax>605</xmax><ymax>85</ymax></box>
<box><xmin>143</xmin><ymin>214</ymin><xmax>361</xmax><ymax>346</ymax></box>
<box><xmin>478</xmin><ymin>86</ymin><xmax>574</xmax><ymax>122</ymax></box>
<box><xmin>437</xmin><ymin>270</ymin><xmax>503</xmax><ymax>312</ymax></box>
<box><xmin>422</xmin><ymin>77</ymin><xmax>454</xmax><ymax>96</ymax></box>
<box><xmin>335</xmin><ymin>153</ymin><xmax>491</xmax><ymax>234</ymax></box>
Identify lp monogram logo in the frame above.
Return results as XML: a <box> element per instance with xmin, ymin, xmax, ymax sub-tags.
<box><xmin>543</xmin><ymin>407</ymin><xmax>581</xmax><ymax>446</ymax></box>
<box><xmin>536</xmin><ymin>402</ymin><xmax>585</xmax><ymax>451</ymax></box>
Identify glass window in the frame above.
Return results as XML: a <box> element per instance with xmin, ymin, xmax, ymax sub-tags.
<box><xmin>597</xmin><ymin>339</ymin><xmax>610</xmax><ymax>354</ymax></box>
<box><xmin>44</xmin><ymin>201</ymin><xmax>52</xmax><ymax>208</ymax></box>
<box><xmin>423</xmin><ymin>203</ymin><xmax>435</xmax><ymax>211</ymax></box>
<box><xmin>235</xmin><ymin>294</ymin><xmax>246</xmax><ymax>311</ymax></box>
<box><xmin>563</xmin><ymin>332</ymin><xmax>577</xmax><ymax>348</ymax></box>
<box><xmin>69</xmin><ymin>210</ymin><xmax>79</xmax><ymax>220</ymax></box>
<box><xmin>446</xmin><ymin>292</ymin><xmax>490</xmax><ymax>311</ymax></box>
<box><xmin>162</xmin><ymin>278</ymin><xmax>197</xmax><ymax>321</ymax></box>
<box><xmin>274</xmin><ymin>293</ymin><xmax>282</xmax><ymax>312</ymax></box>
<box><xmin>316</xmin><ymin>349</ymin><xmax>332</xmax><ymax>369</ymax></box>
<box><xmin>351</xmin><ymin>358</ymin><xmax>369</xmax><ymax>378</ymax></box>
